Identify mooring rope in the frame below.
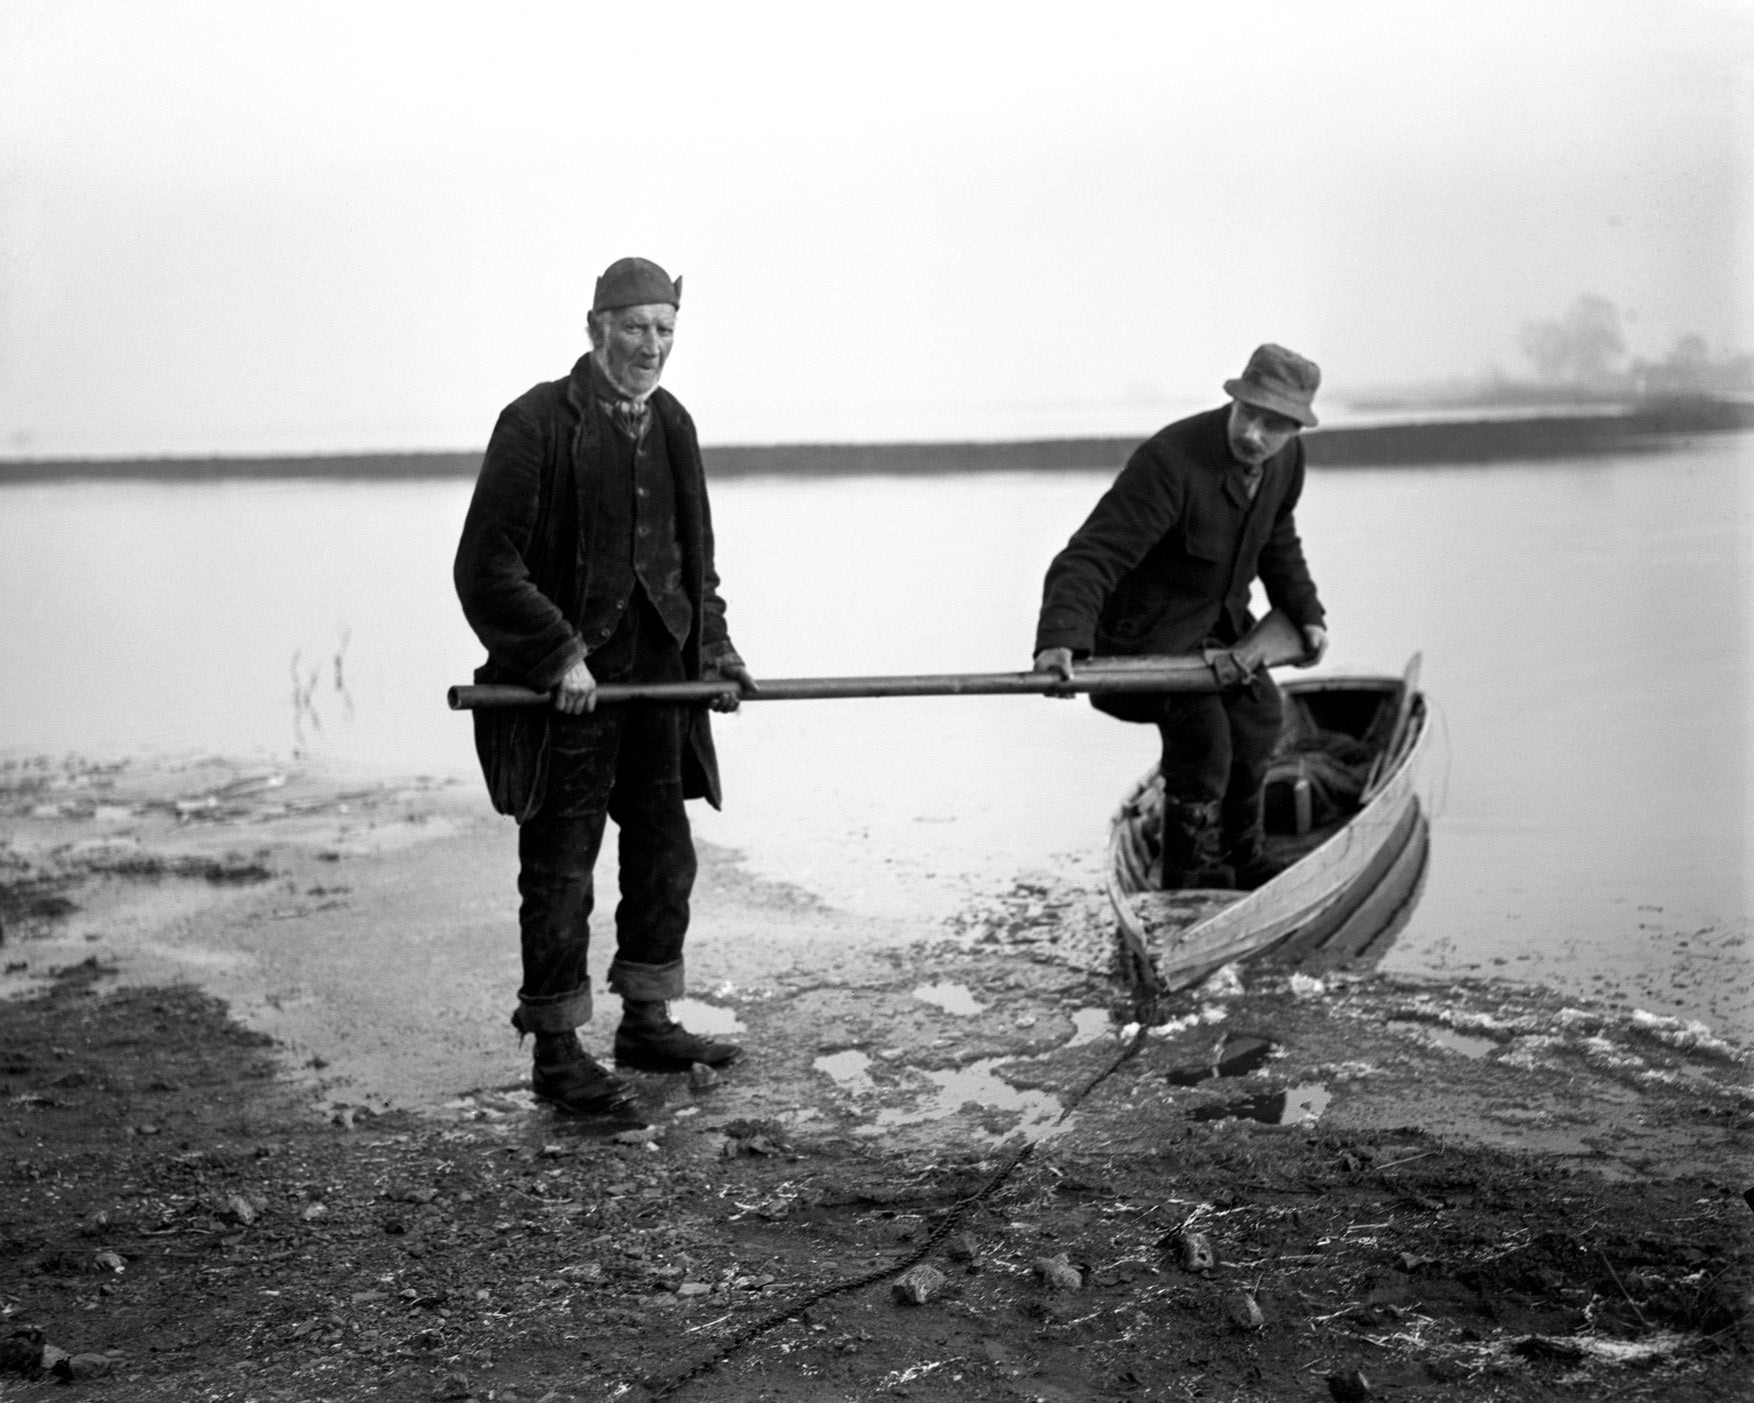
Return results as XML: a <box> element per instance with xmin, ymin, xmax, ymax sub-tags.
<box><xmin>644</xmin><ymin>995</ymin><xmax>1163</xmax><ymax>1399</ymax></box>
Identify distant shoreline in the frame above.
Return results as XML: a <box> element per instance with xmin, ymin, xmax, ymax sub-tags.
<box><xmin>3</xmin><ymin>396</ymin><xmax>1749</xmax><ymax>483</ymax></box>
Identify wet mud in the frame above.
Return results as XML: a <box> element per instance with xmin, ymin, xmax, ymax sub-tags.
<box><xmin>1</xmin><ymin>756</ymin><xmax>1750</xmax><ymax>1400</ymax></box>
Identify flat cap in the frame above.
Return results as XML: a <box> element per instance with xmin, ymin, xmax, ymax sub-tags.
<box><xmin>592</xmin><ymin>256</ymin><xmax>682</xmax><ymax>312</ymax></box>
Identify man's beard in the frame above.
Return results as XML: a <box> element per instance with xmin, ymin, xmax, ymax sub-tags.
<box><xmin>600</xmin><ymin>352</ymin><xmax>659</xmax><ymax>402</ymax></box>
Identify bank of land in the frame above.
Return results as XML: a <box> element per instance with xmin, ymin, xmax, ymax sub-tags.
<box><xmin>0</xmin><ymin>757</ymin><xmax>1748</xmax><ymax>1401</ymax></box>
<box><xmin>2</xmin><ymin>397</ymin><xmax>1751</xmax><ymax>485</ymax></box>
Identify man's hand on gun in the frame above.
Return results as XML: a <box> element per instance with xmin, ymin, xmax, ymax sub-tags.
<box><xmin>702</xmin><ymin>660</ymin><xmax>759</xmax><ymax>713</ymax></box>
<box><xmin>554</xmin><ymin>657</ymin><xmax>599</xmax><ymax>714</ymax></box>
<box><xmin>1033</xmin><ymin>647</ymin><xmax>1076</xmax><ymax>699</ymax></box>
<box><xmin>554</xmin><ymin>657</ymin><xmax>760</xmax><ymax>714</ymax></box>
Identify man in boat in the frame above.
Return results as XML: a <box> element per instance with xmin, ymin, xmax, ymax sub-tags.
<box><xmin>1032</xmin><ymin>343</ymin><xmax>1329</xmax><ymax>891</ymax></box>
<box><xmin>454</xmin><ymin>256</ymin><xmax>756</xmax><ymax>1116</ymax></box>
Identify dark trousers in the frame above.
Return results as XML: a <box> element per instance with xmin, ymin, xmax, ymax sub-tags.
<box><xmin>513</xmin><ymin>592</ymin><xmax>694</xmax><ymax>1034</ymax></box>
<box><xmin>1095</xmin><ymin>671</ymin><xmax>1284</xmax><ymax>858</ymax></box>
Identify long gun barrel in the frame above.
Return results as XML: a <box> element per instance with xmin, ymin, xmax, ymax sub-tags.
<box><xmin>448</xmin><ymin>609</ymin><xmax>1310</xmax><ymax>710</ymax></box>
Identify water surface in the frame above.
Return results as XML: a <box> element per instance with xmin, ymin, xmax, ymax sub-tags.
<box><xmin>2</xmin><ymin>435</ymin><xmax>1748</xmax><ymax>1036</ymax></box>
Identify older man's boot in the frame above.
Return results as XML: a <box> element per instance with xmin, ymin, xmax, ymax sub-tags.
<box><xmin>1159</xmin><ymin>795</ymin><xmax>1234</xmax><ymax>890</ymax></box>
<box><xmin>614</xmin><ymin>1000</ymin><xmax>743</xmax><ymax>1073</ymax></box>
<box><xmin>529</xmin><ymin>1030</ymin><xmax>638</xmax><ymax>1116</ymax></box>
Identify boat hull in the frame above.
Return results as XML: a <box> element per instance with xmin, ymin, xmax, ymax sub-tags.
<box><xmin>1109</xmin><ymin>668</ymin><xmax>1431</xmax><ymax>993</ymax></box>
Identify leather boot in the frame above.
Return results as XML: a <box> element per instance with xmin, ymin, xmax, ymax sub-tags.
<box><xmin>1227</xmin><ymin>847</ymin><xmax>1289</xmax><ymax>891</ymax></box>
<box><xmin>1223</xmin><ymin>791</ymin><xmax>1288</xmax><ymax>891</ymax></box>
<box><xmin>614</xmin><ymin>1001</ymin><xmax>743</xmax><ymax>1073</ymax></box>
<box><xmin>529</xmin><ymin>1031</ymin><xmax>638</xmax><ymax>1116</ymax></box>
<box><xmin>1159</xmin><ymin>795</ymin><xmax>1234</xmax><ymax>890</ymax></box>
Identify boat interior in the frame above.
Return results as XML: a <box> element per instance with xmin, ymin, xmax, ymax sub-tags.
<box><xmin>1260</xmin><ymin>676</ymin><xmax>1416</xmax><ymax>868</ymax></box>
<box><xmin>1122</xmin><ymin>669</ymin><xmax>1424</xmax><ymax>887</ymax></box>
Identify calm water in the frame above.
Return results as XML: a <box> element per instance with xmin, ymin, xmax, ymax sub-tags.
<box><xmin>2</xmin><ymin>436</ymin><xmax>1749</xmax><ymax>1036</ymax></box>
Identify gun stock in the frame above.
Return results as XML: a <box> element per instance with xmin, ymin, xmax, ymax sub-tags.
<box><xmin>1228</xmin><ymin>608</ymin><xmax>1311</xmax><ymax>675</ymax></box>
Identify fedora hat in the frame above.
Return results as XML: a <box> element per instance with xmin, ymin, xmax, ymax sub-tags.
<box><xmin>1222</xmin><ymin>344</ymin><xmax>1320</xmax><ymax>428</ymax></box>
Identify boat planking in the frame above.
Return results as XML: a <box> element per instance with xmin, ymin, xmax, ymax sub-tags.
<box><xmin>1108</xmin><ymin>656</ymin><xmax>1432</xmax><ymax>995</ymax></box>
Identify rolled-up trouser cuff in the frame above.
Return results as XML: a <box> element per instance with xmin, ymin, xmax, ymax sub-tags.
<box><xmin>606</xmin><ymin>957</ymin><xmax>685</xmax><ymax>1002</ymax></box>
<box><xmin>513</xmin><ymin>980</ymin><xmax>594</xmax><ymax>1036</ymax></box>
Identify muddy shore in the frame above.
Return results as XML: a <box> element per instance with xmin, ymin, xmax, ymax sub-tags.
<box><xmin>1</xmin><ymin>756</ymin><xmax>1749</xmax><ymax>1401</ymax></box>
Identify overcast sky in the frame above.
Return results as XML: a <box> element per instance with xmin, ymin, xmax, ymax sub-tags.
<box><xmin>1</xmin><ymin>0</ymin><xmax>1748</xmax><ymax>455</ymax></box>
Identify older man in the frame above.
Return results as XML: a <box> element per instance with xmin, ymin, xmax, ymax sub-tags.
<box><xmin>1033</xmin><ymin>344</ymin><xmax>1329</xmax><ymax>891</ymax></box>
<box><xmin>455</xmin><ymin>256</ymin><xmax>755</xmax><ymax>1115</ymax></box>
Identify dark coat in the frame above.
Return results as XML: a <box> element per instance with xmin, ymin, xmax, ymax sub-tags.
<box><xmin>454</xmin><ymin>355</ymin><xmax>739</xmax><ymax>820</ymax></box>
<box><xmin>1034</xmin><ymin>406</ymin><xmax>1324</xmax><ymax>659</ymax></box>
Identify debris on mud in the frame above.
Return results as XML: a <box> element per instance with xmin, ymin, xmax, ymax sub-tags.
<box><xmin>892</xmin><ymin>1263</ymin><xmax>948</xmax><ymax>1305</ymax></box>
<box><xmin>2</xmin><ymin>757</ymin><xmax>1750</xmax><ymax>1399</ymax></box>
<box><xmin>2</xmin><ymin>949</ymin><xmax>1749</xmax><ymax>1401</ymax></box>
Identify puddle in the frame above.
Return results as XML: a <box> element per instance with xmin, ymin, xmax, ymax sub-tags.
<box><xmin>1065</xmin><ymin>1007</ymin><xmax>1116</xmax><ymax>1048</ymax></box>
<box><xmin>814</xmin><ymin>1047</ymin><xmax>1063</xmax><ymax>1137</ymax></box>
<box><xmin>1389</xmin><ymin>1020</ymin><xmax>1496</xmax><ymax>1059</ymax></box>
<box><xmin>874</xmin><ymin>1057</ymin><xmax>1062</xmax><ymax>1136</ymax></box>
<box><xmin>1164</xmin><ymin>1033</ymin><xmax>1279</xmax><ymax>1086</ymax></box>
<box><xmin>813</xmin><ymin>1049</ymin><xmax>874</xmax><ymax>1093</ymax></box>
<box><xmin>669</xmin><ymin>998</ymin><xmax>744</xmax><ymax>1037</ymax></box>
<box><xmin>1188</xmin><ymin>1082</ymin><xmax>1331</xmax><ymax>1126</ymax></box>
<box><xmin>913</xmin><ymin>982</ymin><xmax>984</xmax><ymax>1016</ymax></box>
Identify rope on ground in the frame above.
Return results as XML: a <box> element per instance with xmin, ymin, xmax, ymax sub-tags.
<box><xmin>643</xmin><ymin>992</ymin><xmax>1166</xmax><ymax>1400</ymax></box>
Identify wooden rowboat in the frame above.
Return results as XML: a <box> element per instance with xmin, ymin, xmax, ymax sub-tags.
<box><xmin>1108</xmin><ymin>656</ymin><xmax>1431</xmax><ymax>994</ymax></box>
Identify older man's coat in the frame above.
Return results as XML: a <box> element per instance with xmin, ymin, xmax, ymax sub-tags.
<box><xmin>454</xmin><ymin>355</ymin><xmax>738</xmax><ymax>821</ymax></box>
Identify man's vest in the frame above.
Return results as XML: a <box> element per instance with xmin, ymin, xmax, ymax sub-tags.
<box><xmin>575</xmin><ymin>398</ymin><xmax>693</xmax><ymax>652</ymax></box>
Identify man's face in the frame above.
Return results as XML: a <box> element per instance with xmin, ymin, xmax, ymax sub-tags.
<box><xmin>1226</xmin><ymin>399</ymin><xmax>1303</xmax><ymax>466</ymax></box>
<box><xmin>589</xmin><ymin>302</ymin><xmax>677</xmax><ymax>397</ymax></box>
